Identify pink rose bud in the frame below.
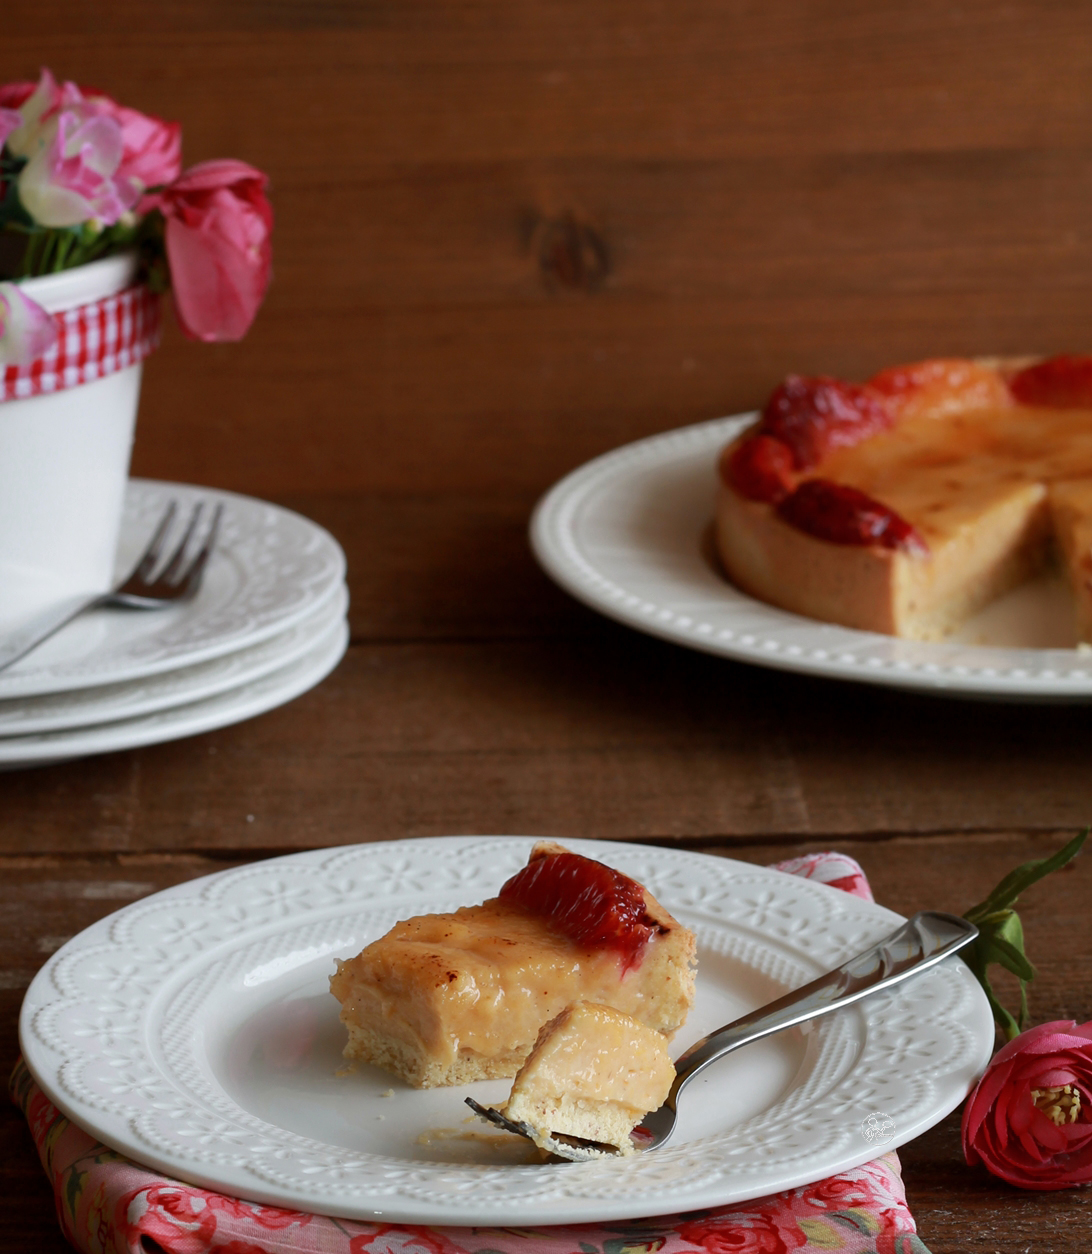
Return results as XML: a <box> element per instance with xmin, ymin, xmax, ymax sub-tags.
<box><xmin>0</xmin><ymin>283</ymin><xmax>57</xmax><ymax>367</ymax></box>
<box><xmin>962</xmin><ymin>1019</ymin><xmax>1092</xmax><ymax>1189</ymax></box>
<box><xmin>155</xmin><ymin>159</ymin><xmax>273</xmax><ymax>342</ymax></box>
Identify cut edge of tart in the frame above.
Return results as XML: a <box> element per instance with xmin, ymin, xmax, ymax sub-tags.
<box><xmin>714</xmin><ymin>355</ymin><xmax>1092</xmax><ymax>642</ymax></box>
<box><xmin>329</xmin><ymin>841</ymin><xmax>697</xmax><ymax>1089</ymax></box>
<box><xmin>496</xmin><ymin>1000</ymin><xmax>676</xmax><ymax>1157</ymax></box>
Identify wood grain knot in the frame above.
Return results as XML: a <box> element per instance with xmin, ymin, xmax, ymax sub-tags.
<box><xmin>534</xmin><ymin>212</ymin><xmax>610</xmax><ymax>291</ymax></box>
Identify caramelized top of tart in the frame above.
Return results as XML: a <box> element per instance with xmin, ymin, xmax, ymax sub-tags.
<box><xmin>721</xmin><ymin>354</ymin><xmax>1092</xmax><ymax>553</ymax></box>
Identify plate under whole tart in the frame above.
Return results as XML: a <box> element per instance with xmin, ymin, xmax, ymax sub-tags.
<box><xmin>531</xmin><ymin>416</ymin><xmax>1092</xmax><ymax>701</ymax></box>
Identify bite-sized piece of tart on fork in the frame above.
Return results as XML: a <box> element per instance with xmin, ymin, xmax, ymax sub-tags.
<box><xmin>329</xmin><ymin>841</ymin><xmax>696</xmax><ymax>1088</ymax></box>
<box><xmin>715</xmin><ymin>354</ymin><xmax>1092</xmax><ymax>641</ymax></box>
<box><xmin>481</xmin><ymin>1000</ymin><xmax>676</xmax><ymax>1158</ymax></box>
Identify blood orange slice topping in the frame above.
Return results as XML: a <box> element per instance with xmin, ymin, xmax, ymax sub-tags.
<box><xmin>1009</xmin><ymin>355</ymin><xmax>1092</xmax><ymax>408</ymax></box>
<box><xmin>777</xmin><ymin>479</ymin><xmax>928</xmax><ymax>554</ymax></box>
<box><xmin>720</xmin><ymin>433</ymin><xmax>796</xmax><ymax>502</ymax></box>
<box><xmin>759</xmin><ymin>375</ymin><xmax>893</xmax><ymax>470</ymax></box>
<box><xmin>499</xmin><ymin>851</ymin><xmax>661</xmax><ymax>970</ymax></box>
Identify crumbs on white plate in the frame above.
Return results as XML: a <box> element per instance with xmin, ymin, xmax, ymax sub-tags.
<box><xmin>380</xmin><ymin>1088</ymin><xmax>395</xmax><ymax>1098</ymax></box>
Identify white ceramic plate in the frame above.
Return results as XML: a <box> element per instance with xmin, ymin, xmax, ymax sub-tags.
<box><xmin>20</xmin><ymin>836</ymin><xmax>994</xmax><ymax>1225</ymax></box>
<box><xmin>0</xmin><ymin>585</ymin><xmax>348</xmax><ymax>736</ymax></box>
<box><xmin>0</xmin><ymin>614</ymin><xmax>347</xmax><ymax>766</ymax></box>
<box><xmin>0</xmin><ymin>479</ymin><xmax>346</xmax><ymax>699</ymax></box>
<box><xmin>531</xmin><ymin>415</ymin><xmax>1092</xmax><ymax>701</ymax></box>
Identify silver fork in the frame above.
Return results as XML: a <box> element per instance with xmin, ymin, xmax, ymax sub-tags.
<box><xmin>468</xmin><ymin>910</ymin><xmax>979</xmax><ymax>1160</ymax></box>
<box><xmin>0</xmin><ymin>501</ymin><xmax>223</xmax><ymax>675</ymax></box>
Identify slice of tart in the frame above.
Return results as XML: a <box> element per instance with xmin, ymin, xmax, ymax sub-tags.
<box><xmin>496</xmin><ymin>1000</ymin><xmax>675</xmax><ymax>1156</ymax></box>
<box><xmin>715</xmin><ymin>355</ymin><xmax>1092</xmax><ymax>641</ymax></box>
<box><xmin>329</xmin><ymin>842</ymin><xmax>696</xmax><ymax>1088</ymax></box>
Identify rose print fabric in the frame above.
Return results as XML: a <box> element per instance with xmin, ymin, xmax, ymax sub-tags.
<box><xmin>11</xmin><ymin>852</ymin><xmax>933</xmax><ymax>1254</ymax></box>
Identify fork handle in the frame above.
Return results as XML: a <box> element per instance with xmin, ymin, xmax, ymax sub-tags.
<box><xmin>0</xmin><ymin>593</ymin><xmax>106</xmax><ymax>675</ymax></box>
<box><xmin>669</xmin><ymin>911</ymin><xmax>978</xmax><ymax>1100</ymax></box>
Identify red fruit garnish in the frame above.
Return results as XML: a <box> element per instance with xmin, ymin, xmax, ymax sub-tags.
<box><xmin>1009</xmin><ymin>355</ymin><xmax>1092</xmax><ymax>408</ymax></box>
<box><xmin>499</xmin><ymin>851</ymin><xmax>661</xmax><ymax>971</ymax></box>
<box><xmin>759</xmin><ymin>375</ymin><xmax>893</xmax><ymax>470</ymax></box>
<box><xmin>720</xmin><ymin>433</ymin><xmax>795</xmax><ymax>502</ymax></box>
<box><xmin>777</xmin><ymin>479</ymin><xmax>928</xmax><ymax>554</ymax></box>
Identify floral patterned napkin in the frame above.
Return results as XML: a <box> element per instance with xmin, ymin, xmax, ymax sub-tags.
<box><xmin>10</xmin><ymin>851</ymin><xmax>933</xmax><ymax>1254</ymax></box>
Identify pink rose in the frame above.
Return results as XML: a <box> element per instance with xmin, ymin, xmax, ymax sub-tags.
<box><xmin>2</xmin><ymin>70</ymin><xmax>180</xmax><ymax>202</ymax></box>
<box><xmin>116</xmin><ymin>1184</ymin><xmax>217</xmax><ymax>1254</ymax></box>
<box><xmin>6</xmin><ymin>69</ymin><xmax>139</xmax><ymax>226</ymax></box>
<box><xmin>962</xmin><ymin>1019</ymin><xmax>1092</xmax><ymax>1189</ymax></box>
<box><xmin>0</xmin><ymin>282</ymin><xmax>57</xmax><ymax>366</ymax></box>
<box><xmin>802</xmin><ymin>1174</ymin><xmax>877</xmax><ymax>1210</ymax></box>
<box><xmin>152</xmin><ymin>159</ymin><xmax>272</xmax><ymax>342</ymax></box>
<box><xmin>677</xmin><ymin>1207</ymin><xmax>806</xmax><ymax>1254</ymax></box>
<box><xmin>81</xmin><ymin>91</ymin><xmax>181</xmax><ymax>202</ymax></box>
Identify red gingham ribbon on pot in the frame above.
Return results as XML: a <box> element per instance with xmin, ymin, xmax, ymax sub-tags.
<box><xmin>1</xmin><ymin>282</ymin><xmax>161</xmax><ymax>403</ymax></box>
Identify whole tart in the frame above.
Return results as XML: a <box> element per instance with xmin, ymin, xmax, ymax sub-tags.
<box><xmin>329</xmin><ymin>841</ymin><xmax>696</xmax><ymax>1088</ymax></box>
<box><xmin>715</xmin><ymin>356</ymin><xmax>1092</xmax><ymax>640</ymax></box>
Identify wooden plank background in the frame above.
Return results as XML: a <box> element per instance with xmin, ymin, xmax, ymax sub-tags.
<box><xmin>7</xmin><ymin>2</ymin><xmax>1092</xmax><ymax>497</ymax></box>
<box><xmin>6</xmin><ymin>6</ymin><xmax>1092</xmax><ymax>1252</ymax></box>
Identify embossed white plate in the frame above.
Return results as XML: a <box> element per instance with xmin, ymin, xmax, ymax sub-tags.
<box><xmin>0</xmin><ymin>585</ymin><xmax>348</xmax><ymax>736</ymax></box>
<box><xmin>0</xmin><ymin>613</ymin><xmax>347</xmax><ymax>766</ymax></box>
<box><xmin>0</xmin><ymin>479</ymin><xmax>346</xmax><ymax>698</ymax></box>
<box><xmin>531</xmin><ymin>415</ymin><xmax>1092</xmax><ymax>701</ymax></box>
<box><xmin>20</xmin><ymin>836</ymin><xmax>994</xmax><ymax>1225</ymax></box>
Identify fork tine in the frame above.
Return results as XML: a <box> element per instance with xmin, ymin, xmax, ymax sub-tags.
<box><xmin>177</xmin><ymin>503</ymin><xmax>223</xmax><ymax>597</ymax></box>
<box><xmin>133</xmin><ymin>501</ymin><xmax>178</xmax><ymax>582</ymax></box>
<box><xmin>159</xmin><ymin>503</ymin><xmax>204</xmax><ymax>586</ymax></box>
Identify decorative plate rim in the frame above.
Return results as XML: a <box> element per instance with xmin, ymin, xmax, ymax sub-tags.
<box><xmin>0</xmin><ymin>478</ymin><xmax>346</xmax><ymax>699</ymax></box>
<box><xmin>0</xmin><ymin>585</ymin><xmax>348</xmax><ymax>736</ymax></box>
<box><xmin>530</xmin><ymin>415</ymin><xmax>1092</xmax><ymax>700</ymax></box>
<box><xmin>20</xmin><ymin>835</ymin><xmax>994</xmax><ymax>1225</ymax></box>
<box><xmin>0</xmin><ymin>614</ymin><xmax>347</xmax><ymax>764</ymax></box>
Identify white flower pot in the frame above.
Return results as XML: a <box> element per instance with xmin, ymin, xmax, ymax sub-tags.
<box><xmin>0</xmin><ymin>253</ymin><xmax>145</xmax><ymax>627</ymax></box>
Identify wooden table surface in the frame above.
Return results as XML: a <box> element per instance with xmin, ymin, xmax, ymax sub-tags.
<box><xmin>3</xmin><ymin>490</ymin><xmax>1091</xmax><ymax>1252</ymax></box>
<box><xmin>5</xmin><ymin>3</ymin><xmax>1092</xmax><ymax>1251</ymax></box>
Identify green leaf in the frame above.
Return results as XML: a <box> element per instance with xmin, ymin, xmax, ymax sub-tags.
<box><xmin>959</xmin><ymin>829</ymin><xmax>1086</xmax><ymax>1040</ymax></box>
<box><xmin>829</xmin><ymin>1208</ymin><xmax>881</xmax><ymax>1235</ymax></box>
<box><xmin>795</xmin><ymin>1219</ymin><xmax>844</xmax><ymax>1249</ymax></box>
<box><xmin>989</xmin><ymin>928</ymin><xmax>1035</xmax><ymax>983</ymax></box>
<box><xmin>965</xmin><ymin>828</ymin><xmax>1087</xmax><ymax>920</ymax></box>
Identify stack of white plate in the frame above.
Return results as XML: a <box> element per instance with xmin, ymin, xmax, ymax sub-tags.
<box><xmin>0</xmin><ymin>480</ymin><xmax>348</xmax><ymax>768</ymax></box>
